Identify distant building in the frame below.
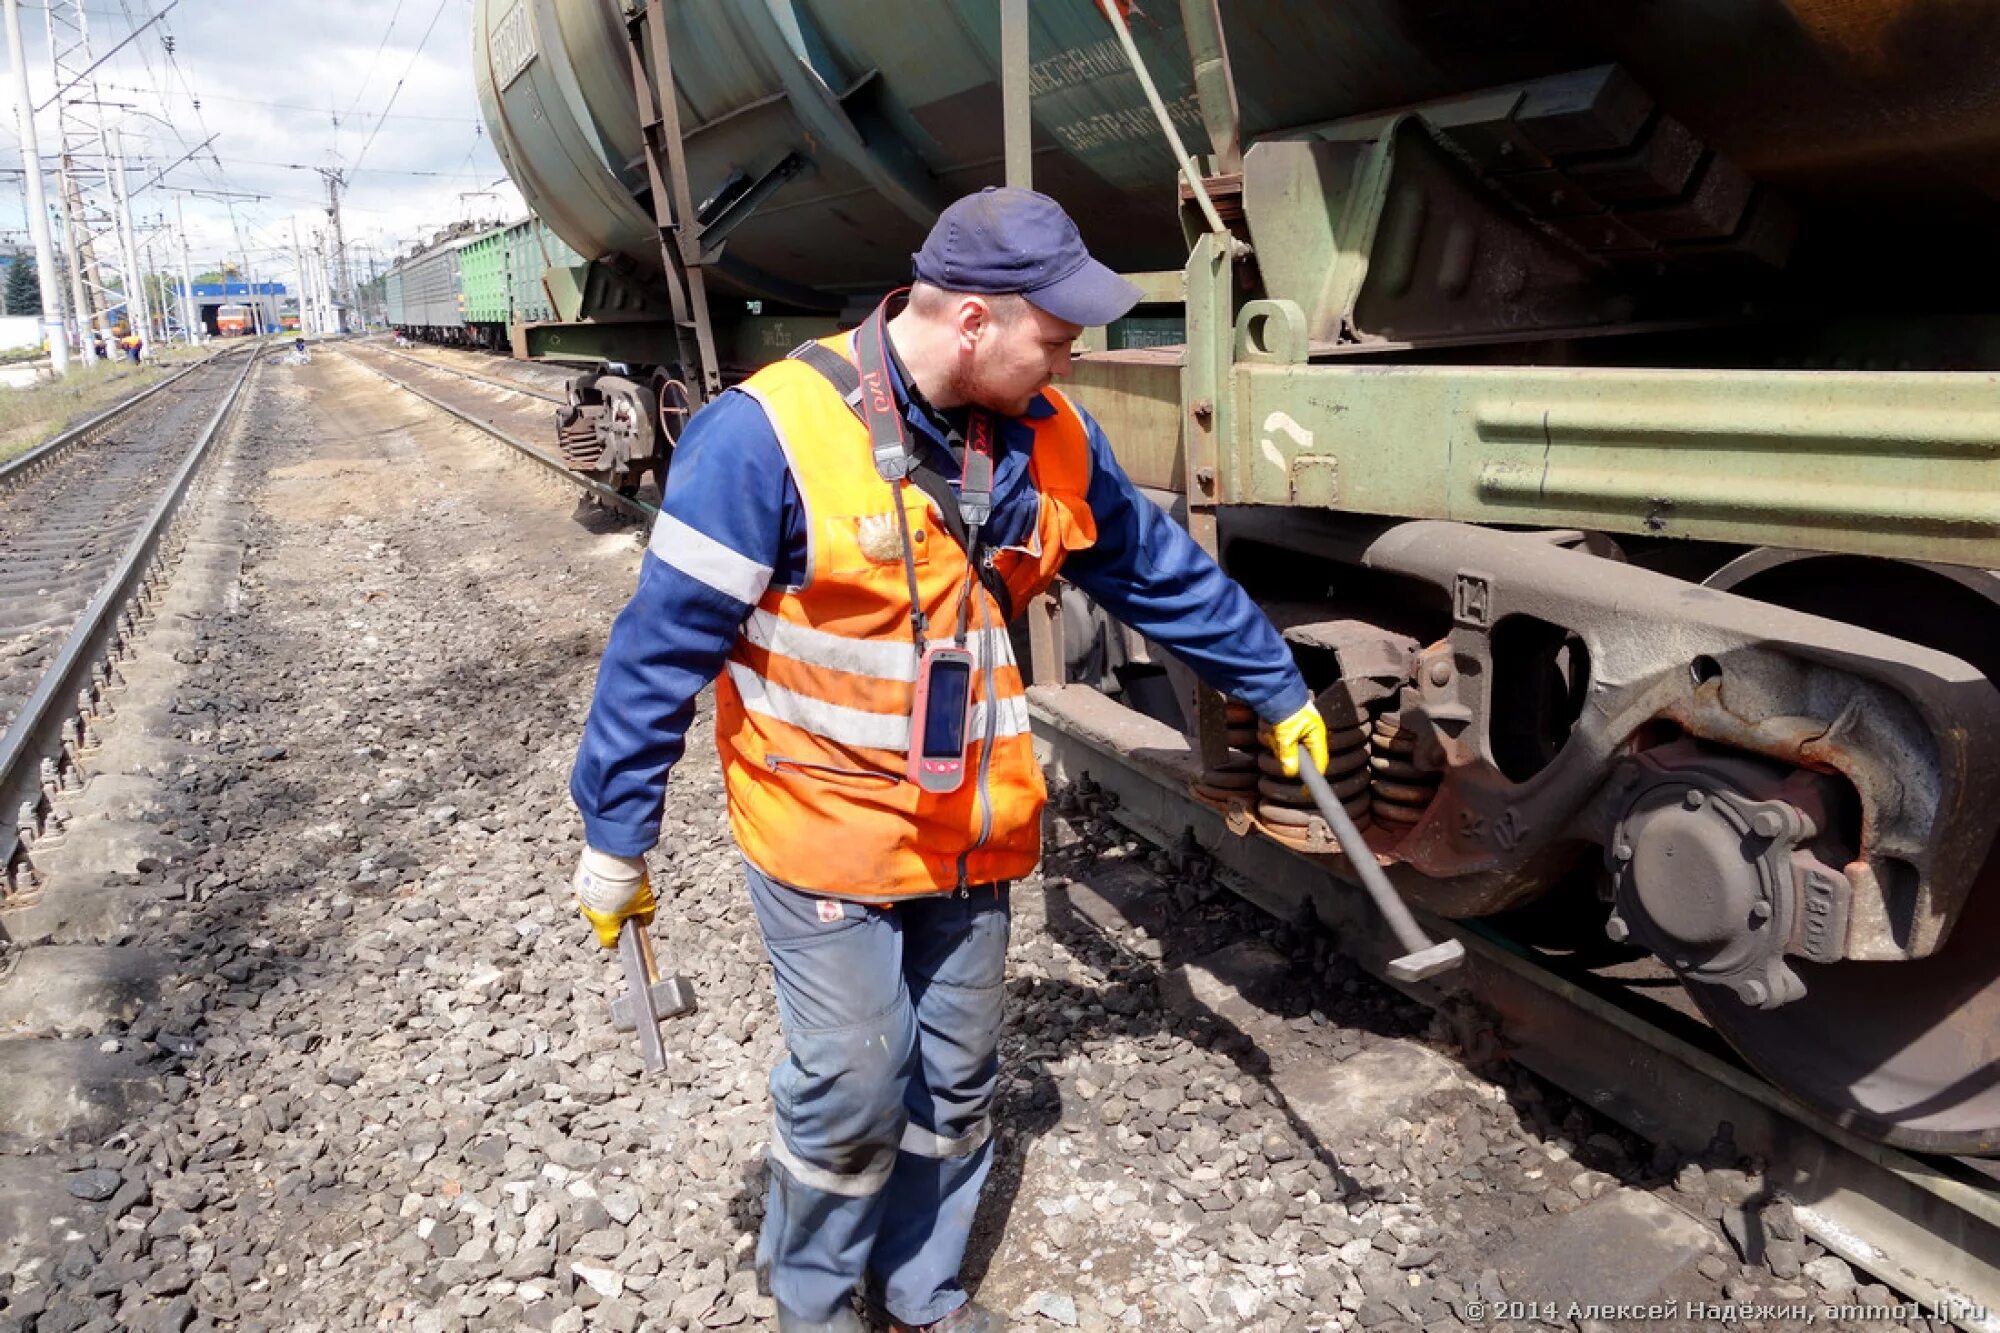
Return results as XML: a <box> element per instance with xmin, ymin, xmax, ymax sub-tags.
<box><xmin>175</xmin><ymin>279</ymin><xmax>288</xmax><ymax>336</ymax></box>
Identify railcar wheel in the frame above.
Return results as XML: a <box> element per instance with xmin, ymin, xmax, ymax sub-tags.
<box><xmin>1689</xmin><ymin>554</ymin><xmax>2000</xmax><ymax>1154</ymax></box>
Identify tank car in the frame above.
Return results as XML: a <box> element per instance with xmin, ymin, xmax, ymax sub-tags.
<box><xmin>474</xmin><ymin>0</ymin><xmax>2000</xmax><ymax>1154</ymax></box>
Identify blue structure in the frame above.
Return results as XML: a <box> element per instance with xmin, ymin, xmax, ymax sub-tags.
<box><xmin>173</xmin><ymin>279</ymin><xmax>289</xmax><ymax>336</ymax></box>
<box><xmin>176</xmin><ymin>280</ymin><xmax>288</xmax><ymax>299</ymax></box>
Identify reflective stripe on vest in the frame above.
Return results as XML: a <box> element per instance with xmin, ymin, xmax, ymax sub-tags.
<box><xmin>716</xmin><ymin>336</ymin><xmax>1096</xmax><ymax>898</ymax></box>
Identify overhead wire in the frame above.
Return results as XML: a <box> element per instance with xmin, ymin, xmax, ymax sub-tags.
<box><xmin>346</xmin><ymin>0</ymin><xmax>450</xmax><ymax>179</ymax></box>
<box><xmin>23</xmin><ymin>0</ymin><xmax>499</xmax><ymax>283</ymax></box>
<box><xmin>93</xmin><ymin>83</ymin><xmax>482</xmax><ymax>124</ymax></box>
<box><xmin>342</xmin><ymin>0</ymin><xmax>409</xmax><ymax>133</ymax></box>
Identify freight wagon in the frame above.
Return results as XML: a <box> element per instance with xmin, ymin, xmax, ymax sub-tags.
<box><xmin>383</xmin><ymin>215</ymin><xmax>584</xmax><ymax>353</ymax></box>
<box><xmin>472</xmin><ymin>0</ymin><xmax>2000</xmax><ymax>1154</ymax></box>
<box><xmin>385</xmin><ymin>235</ymin><xmax>472</xmax><ymax>345</ymax></box>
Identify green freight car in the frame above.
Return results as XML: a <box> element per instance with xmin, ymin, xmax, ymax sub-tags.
<box><xmin>506</xmin><ymin>218</ymin><xmax>582</xmax><ymax>326</ymax></box>
<box><xmin>457</xmin><ymin>227</ymin><xmax>512</xmax><ymax>344</ymax></box>
<box><xmin>383</xmin><ymin>215</ymin><xmax>590</xmax><ymax>353</ymax></box>
<box><xmin>474</xmin><ymin>0</ymin><xmax>2000</xmax><ymax>1156</ymax></box>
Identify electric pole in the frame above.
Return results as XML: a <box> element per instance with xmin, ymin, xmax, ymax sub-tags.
<box><xmin>290</xmin><ymin>215</ymin><xmax>312</xmax><ymax>335</ymax></box>
<box><xmin>106</xmin><ymin>127</ymin><xmax>147</xmax><ymax>341</ymax></box>
<box><xmin>174</xmin><ymin>193</ymin><xmax>194</xmax><ymax>343</ymax></box>
<box><xmin>56</xmin><ymin>159</ymin><xmax>93</xmax><ymax>359</ymax></box>
<box><xmin>309</xmin><ymin>229</ymin><xmax>331</xmax><ymax>335</ymax></box>
<box><xmin>46</xmin><ymin>0</ymin><xmax>126</xmax><ymax>358</ymax></box>
<box><xmin>5</xmin><ymin>0</ymin><xmax>70</xmax><ymax>371</ymax></box>
<box><xmin>321</xmin><ymin>167</ymin><xmax>351</xmax><ymax>330</ymax></box>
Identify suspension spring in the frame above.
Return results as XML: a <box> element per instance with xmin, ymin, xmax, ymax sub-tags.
<box><xmin>1254</xmin><ymin>722</ymin><xmax>1373</xmax><ymax>833</ymax></box>
<box><xmin>555</xmin><ymin>408</ymin><xmax>603</xmax><ymax>472</ymax></box>
<box><xmin>1192</xmin><ymin>699</ymin><xmax>1261</xmax><ymax>801</ymax></box>
<box><xmin>1368</xmin><ymin>713</ymin><xmax>1440</xmax><ymax>828</ymax></box>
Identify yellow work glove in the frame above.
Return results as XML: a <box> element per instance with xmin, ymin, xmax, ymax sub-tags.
<box><xmin>1260</xmin><ymin>700</ymin><xmax>1330</xmax><ymax>779</ymax></box>
<box><xmin>572</xmin><ymin>847</ymin><xmax>656</xmax><ymax>949</ymax></box>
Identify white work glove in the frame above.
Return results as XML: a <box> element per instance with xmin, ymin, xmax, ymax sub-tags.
<box><xmin>573</xmin><ymin>847</ymin><xmax>654</xmax><ymax>949</ymax></box>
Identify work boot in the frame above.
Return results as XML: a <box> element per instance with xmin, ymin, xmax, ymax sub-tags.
<box><xmin>888</xmin><ymin>1301</ymin><xmax>1013</xmax><ymax>1333</ymax></box>
<box><xmin>775</xmin><ymin>1303</ymin><xmax>867</xmax><ymax>1333</ymax></box>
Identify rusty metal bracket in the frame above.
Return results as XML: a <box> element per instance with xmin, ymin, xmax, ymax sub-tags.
<box><xmin>624</xmin><ymin>0</ymin><xmax>722</xmax><ymax>402</ymax></box>
<box><xmin>1356</xmin><ymin>521</ymin><xmax>2000</xmax><ymax>960</ymax></box>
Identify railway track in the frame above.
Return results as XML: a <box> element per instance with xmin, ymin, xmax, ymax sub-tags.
<box><xmin>364</xmin><ymin>340</ymin><xmax>568</xmax><ymax>404</ymax></box>
<box><xmin>0</xmin><ymin>347</ymin><xmax>261</xmax><ymax>903</ymax></box>
<box><xmin>334</xmin><ymin>342</ymin><xmax>649</xmax><ymax>522</ymax></box>
<box><xmin>345</xmin><ymin>352</ymin><xmax>2000</xmax><ymax>1330</ymax></box>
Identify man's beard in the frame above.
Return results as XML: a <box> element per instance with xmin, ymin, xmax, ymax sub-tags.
<box><xmin>962</xmin><ymin>364</ymin><xmax>1038</xmax><ymax>417</ymax></box>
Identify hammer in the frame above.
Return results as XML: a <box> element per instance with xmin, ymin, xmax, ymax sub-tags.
<box><xmin>606</xmin><ymin>917</ymin><xmax>698</xmax><ymax>1075</ymax></box>
<box><xmin>1297</xmin><ymin>762</ymin><xmax>1466</xmax><ymax>982</ymax></box>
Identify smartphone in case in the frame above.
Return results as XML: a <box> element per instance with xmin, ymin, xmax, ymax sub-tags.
<box><xmin>908</xmin><ymin>644</ymin><xmax>974</xmax><ymax>793</ymax></box>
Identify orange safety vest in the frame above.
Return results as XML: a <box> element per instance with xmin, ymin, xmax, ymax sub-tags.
<box><xmin>719</xmin><ymin>333</ymin><xmax>1099</xmax><ymax>898</ymax></box>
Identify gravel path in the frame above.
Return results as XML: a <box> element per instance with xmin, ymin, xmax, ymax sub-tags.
<box><xmin>0</xmin><ymin>354</ymin><xmax>1948</xmax><ymax>1333</ymax></box>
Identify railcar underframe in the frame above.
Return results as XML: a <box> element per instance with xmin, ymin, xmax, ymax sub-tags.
<box><xmin>1049</xmin><ymin>229</ymin><xmax>2000</xmax><ymax>1155</ymax></box>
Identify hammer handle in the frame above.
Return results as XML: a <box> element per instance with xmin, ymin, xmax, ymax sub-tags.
<box><xmin>1298</xmin><ymin>761</ymin><xmax>1465</xmax><ymax>980</ymax></box>
<box><xmin>617</xmin><ymin>918</ymin><xmax>671</xmax><ymax>1075</ymax></box>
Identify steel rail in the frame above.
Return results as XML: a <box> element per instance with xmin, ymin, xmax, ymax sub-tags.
<box><xmin>0</xmin><ymin>349</ymin><xmax>262</xmax><ymax>900</ymax></box>
<box><xmin>0</xmin><ymin>344</ymin><xmax>255</xmax><ymax>494</ymax></box>
<box><xmin>365</xmin><ymin>342</ymin><xmax>567</xmax><ymax>403</ymax></box>
<box><xmin>335</xmin><ymin>346</ymin><xmax>654</xmax><ymax>524</ymax></box>
<box><xmin>1028</xmin><ymin>682</ymin><xmax>2000</xmax><ymax>1332</ymax></box>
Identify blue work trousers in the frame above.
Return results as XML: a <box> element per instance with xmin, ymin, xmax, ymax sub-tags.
<box><xmin>745</xmin><ymin>859</ymin><xmax>1011</xmax><ymax>1327</ymax></box>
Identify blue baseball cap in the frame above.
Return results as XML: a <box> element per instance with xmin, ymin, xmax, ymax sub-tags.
<box><xmin>912</xmin><ymin>187</ymin><xmax>1144</xmax><ymax>328</ymax></box>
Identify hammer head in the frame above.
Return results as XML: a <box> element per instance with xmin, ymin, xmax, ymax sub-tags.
<box><xmin>608</xmin><ymin>975</ymin><xmax>698</xmax><ymax>1031</ymax></box>
<box><xmin>1387</xmin><ymin>938</ymin><xmax>1467</xmax><ymax>983</ymax></box>
<box><xmin>607</xmin><ymin>917</ymin><xmax>698</xmax><ymax>1075</ymax></box>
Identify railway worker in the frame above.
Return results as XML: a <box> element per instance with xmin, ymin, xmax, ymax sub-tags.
<box><xmin>568</xmin><ymin>187</ymin><xmax>1330</xmax><ymax>1333</ymax></box>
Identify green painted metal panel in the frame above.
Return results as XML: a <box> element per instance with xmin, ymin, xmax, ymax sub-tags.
<box><xmin>459</xmin><ymin>228</ymin><xmax>512</xmax><ymax>324</ymax></box>
<box><xmin>507</xmin><ymin>217</ymin><xmax>582</xmax><ymax>325</ymax></box>
<box><xmin>522</xmin><ymin>318</ymin><xmax>679</xmax><ymax>365</ymax></box>
<box><xmin>384</xmin><ymin>270</ymin><xmax>406</xmax><ymax>326</ymax></box>
<box><xmin>1226</xmin><ymin>362</ymin><xmax>2000</xmax><ymax>569</ymax></box>
<box><xmin>1066</xmin><ymin>352</ymin><xmax>1185</xmax><ymax>495</ymax></box>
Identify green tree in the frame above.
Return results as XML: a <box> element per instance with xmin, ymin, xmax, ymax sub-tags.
<box><xmin>4</xmin><ymin>257</ymin><xmax>39</xmax><ymax>316</ymax></box>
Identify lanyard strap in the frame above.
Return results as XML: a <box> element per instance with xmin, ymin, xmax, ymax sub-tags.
<box><xmin>951</xmin><ymin>412</ymin><xmax>994</xmax><ymax>644</ymax></box>
<box><xmin>851</xmin><ymin>294</ymin><xmax>1000</xmax><ymax>649</ymax></box>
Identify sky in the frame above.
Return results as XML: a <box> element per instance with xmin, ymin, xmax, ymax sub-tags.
<box><xmin>0</xmin><ymin>0</ymin><xmax>525</xmax><ymax>294</ymax></box>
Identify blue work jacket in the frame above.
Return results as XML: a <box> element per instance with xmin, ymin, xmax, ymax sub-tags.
<box><xmin>570</xmin><ymin>354</ymin><xmax>1309</xmax><ymax>857</ymax></box>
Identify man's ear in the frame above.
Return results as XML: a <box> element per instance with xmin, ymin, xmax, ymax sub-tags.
<box><xmin>956</xmin><ymin>295</ymin><xmax>991</xmax><ymax>350</ymax></box>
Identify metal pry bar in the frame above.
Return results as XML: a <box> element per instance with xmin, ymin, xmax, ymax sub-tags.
<box><xmin>1297</xmin><ymin>761</ymin><xmax>1467</xmax><ymax>981</ymax></box>
<box><xmin>608</xmin><ymin>917</ymin><xmax>698</xmax><ymax>1075</ymax></box>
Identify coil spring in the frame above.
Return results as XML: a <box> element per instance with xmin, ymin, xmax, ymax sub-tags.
<box><xmin>1192</xmin><ymin>699</ymin><xmax>1261</xmax><ymax>801</ymax></box>
<box><xmin>1368</xmin><ymin>713</ymin><xmax>1440</xmax><ymax>827</ymax></box>
<box><xmin>555</xmin><ymin>408</ymin><xmax>602</xmax><ymax>472</ymax></box>
<box><xmin>1197</xmin><ymin>700</ymin><xmax>1374</xmax><ymax>837</ymax></box>
<box><xmin>1254</xmin><ymin>724</ymin><xmax>1373</xmax><ymax>833</ymax></box>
